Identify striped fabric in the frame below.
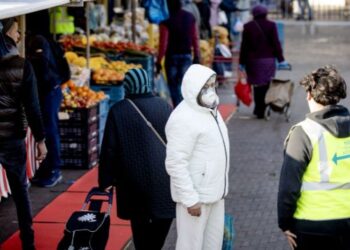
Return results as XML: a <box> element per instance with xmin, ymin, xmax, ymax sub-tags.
<box><xmin>123</xmin><ymin>68</ymin><xmax>151</xmax><ymax>96</ymax></box>
<box><xmin>25</xmin><ymin>129</ymin><xmax>39</xmax><ymax>178</ymax></box>
<box><xmin>0</xmin><ymin>129</ymin><xmax>38</xmax><ymax>202</ymax></box>
<box><xmin>0</xmin><ymin>167</ymin><xmax>11</xmax><ymax>201</ymax></box>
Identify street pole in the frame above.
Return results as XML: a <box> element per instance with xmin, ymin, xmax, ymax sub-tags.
<box><xmin>131</xmin><ymin>0</ymin><xmax>137</xmax><ymax>43</ymax></box>
<box><xmin>85</xmin><ymin>2</ymin><xmax>91</xmax><ymax>74</ymax></box>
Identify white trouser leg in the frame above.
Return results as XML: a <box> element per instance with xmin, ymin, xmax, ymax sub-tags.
<box><xmin>175</xmin><ymin>199</ymin><xmax>225</xmax><ymax>250</ymax></box>
<box><xmin>203</xmin><ymin>199</ymin><xmax>225</xmax><ymax>250</ymax></box>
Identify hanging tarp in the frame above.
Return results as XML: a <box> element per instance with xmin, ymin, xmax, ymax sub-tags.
<box><xmin>0</xmin><ymin>0</ymin><xmax>70</xmax><ymax>19</ymax></box>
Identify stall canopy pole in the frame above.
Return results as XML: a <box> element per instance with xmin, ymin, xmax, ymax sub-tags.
<box><xmin>85</xmin><ymin>1</ymin><xmax>91</xmax><ymax>74</ymax></box>
<box><xmin>19</xmin><ymin>15</ymin><xmax>26</xmax><ymax>57</ymax></box>
<box><xmin>131</xmin><ymin>0</ymin><xmax>137</xmax><ymax>42</ymax></box>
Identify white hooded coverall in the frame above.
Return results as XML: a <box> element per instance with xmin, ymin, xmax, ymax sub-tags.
<box><xmin>165</xmin><ymin>64</ymin><xmax>230</xmax><ymax>250</ymax></box>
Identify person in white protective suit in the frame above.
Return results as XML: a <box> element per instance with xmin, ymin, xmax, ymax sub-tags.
<box><xmin>165</xmin><ymin>64</ymin><xmax>230</xmax><ymax>250</ymax></box>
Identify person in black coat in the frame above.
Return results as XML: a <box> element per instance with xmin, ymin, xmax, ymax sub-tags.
<box><xmin>0</xmin><ymin>19</ymin><xmax>47</xmax><ymax>250</ymax></box>
<box><xmin>98</xmin><ymin>68</ymin><xmax>175</xmax><ymax>250</ymax></box>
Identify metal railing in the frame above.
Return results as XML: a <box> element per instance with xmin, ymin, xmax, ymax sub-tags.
<box><xmin>253</xmin><ymin>0</ymin><xmax>350</xmax><ymax>21</ymax></box>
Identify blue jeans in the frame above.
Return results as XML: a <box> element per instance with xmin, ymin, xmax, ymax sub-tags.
<box><xmin>36</xmin><ymin>87</ymin><xmax>62</xmax><ymax>179</ymax></box>
<box><xmin>165</xmin><ymin>54</ymin><xmax>192</xmax><ymax>107</ymax></box>
<box><xmin>298</xmin><ymin>0</ymin><xmax>313</xmax><ymax>20</ymax></box>
<box><xmin>0</xmin><ymin>139</ymin><xmax>35</xmax><ymax>250</ymax></box>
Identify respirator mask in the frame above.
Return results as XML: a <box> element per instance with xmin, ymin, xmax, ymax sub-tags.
<box><xmin>198</xmin><ymin>76</ymin><xmax>219</xmax><ymax>109</ymax></box>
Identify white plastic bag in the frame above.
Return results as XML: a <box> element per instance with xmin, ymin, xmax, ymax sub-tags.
<box><xmin>218</xmin><ymin>11</ymin><xmax>228</xmax><ymax>25</ymax></box>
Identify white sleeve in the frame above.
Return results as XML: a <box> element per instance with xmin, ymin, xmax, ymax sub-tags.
<box><xmin>165</xmin><ymin>115</ymin><xmax>200</xmax><ymax>207</ymax></box>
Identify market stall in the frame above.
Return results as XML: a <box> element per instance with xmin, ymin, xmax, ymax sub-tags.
<box><xmin>0</xmin><ymin>0</ymin><xmax>160</xmax><ymax>200</ymax></box>
<box><xmin>0</xmin><ymin>0</ymin><xmax>87</xmax><ymax>200</ymax></box>
<box><xmin>0</xmin><ymin>0</ymin><xmax>70</xmax><ymax>19</ymax></box>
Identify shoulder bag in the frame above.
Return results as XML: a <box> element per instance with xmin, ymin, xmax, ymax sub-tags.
<box><xmin>126</xmin><ymin>98</ymin><xmax>166</xmax><ymax>147</ymax></box>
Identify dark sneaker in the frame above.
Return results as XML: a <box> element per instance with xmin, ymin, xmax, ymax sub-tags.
<box><xmin>40</xmin><ymin>172</ymin><xmax>63</xmax><ymax>188</ymax></box>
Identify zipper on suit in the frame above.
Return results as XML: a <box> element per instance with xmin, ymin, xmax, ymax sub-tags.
<box><xmin>211</xmin><ymin>112</ymin><xmax>228</xmax><ymax>199</ymax></box>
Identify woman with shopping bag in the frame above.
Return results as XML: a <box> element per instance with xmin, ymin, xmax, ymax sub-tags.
<box><xmin>239</xmin><ymin>4</ymin><xmax>288</xmax><ymax>118</ymax></box>
<box><xmin>234</xmin><ymin>69</ymin><xmax>252</xmax><ymax>106</ymax></box>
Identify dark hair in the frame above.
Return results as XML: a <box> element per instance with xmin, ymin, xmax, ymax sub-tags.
<box><xmin>300</xmin><ymin>65</ymin><xmax>347</xmax><ymax>105</ymax></box>
<box><xmin>167</xmin><ymin>0</ymin><xmax>182</xmax><ymax>15</ymax></box>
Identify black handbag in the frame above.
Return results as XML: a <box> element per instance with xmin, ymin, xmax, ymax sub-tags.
<box><xmin>57</xmin><ymin>187</ymin><xmax>113</xmax><ymax>250</ymax></box>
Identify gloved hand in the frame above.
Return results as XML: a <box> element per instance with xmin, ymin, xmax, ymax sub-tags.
<box><xmin>193</xmin><ymin>56</ymin><xmax>200</xmax><ymax>64</ymax></box>
<box><xmin>155</xmin><ymin>62</ymin><xmax>162</xmax><ymax>75</ymax></box>
<box><xmin>278</xmin><ymin>61</ymin><xmax>291</xmax><ymax>70</ymax></box>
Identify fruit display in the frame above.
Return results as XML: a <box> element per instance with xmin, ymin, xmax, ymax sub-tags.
<box><xmin>200</xmin><ymin>40</ymin><xmax>214</xmax><ymax>67</ymax></box>
<box><xmin>92</xmin><ymin>61</ymin><xmax>142</xmax><ymax>84</ymax></box>
<box><xmin>212</xmin><ymin>26</ymin><xmax>230</xmax><ymax>45</ymax></box>
<box><xmin>92</xmin><ymin>69</ymin><xmax>125</xmax><ymax>83</ymax></box>
<box><xmin>92</xmin><ymin>41</ymin><xmax>155</xmax><ymax>54</ymax></box>
<box><xmin>60</xmin><ymin>35</ymin><xmax>84</xmax><ymax>50</ymax></box>
<box><xmin>123</xmin><ymin>8</ymin><xmax>149</xmax><ymax>45</ymax></box>
<box><xmin>61</xmin><ymin>80</ymin><xmax>106</xmax><ymax>108</ymax></box>
<box><xmin>60</xmin><ymin>34</ymin><xmax>155</xmax><ymax>55</ymax></box>
<box><xmin>64</xmin><ymin>51</ymin><xmax>142</xmax><ymax>84</ymax></box>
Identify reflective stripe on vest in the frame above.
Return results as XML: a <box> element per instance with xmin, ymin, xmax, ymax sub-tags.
<box><xmin>293</xmin><ymin>118</ymin><xmax>350</xmax><ymax>220</ymax></box>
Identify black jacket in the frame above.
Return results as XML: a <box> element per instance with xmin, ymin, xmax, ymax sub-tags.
<box><xmin>26</xmin><ymin>35</ymin><xmax>70</xmax><ymax>99</ymax></box>
<box><xmin>278</xmin><ymin>105</ymin><xmax>350</xmax><ymax>233</ymax></box>
<box><xmin>0</xmin><ymin>55</ymin><xmax>45</xmax><ymax>142</ymax></box>
<box><xmin>98</xmin><ymin>94</ymin><xmax>176</xmax><ymax>220</ymax></box>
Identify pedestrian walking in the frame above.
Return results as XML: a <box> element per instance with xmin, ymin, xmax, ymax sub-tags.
<box><xmin>209</xmin><ymin>0</ymin><xmax>223</xmax><ymax>27</ymax></box>
<box><xmin>26</xmin><ymin>30</ymin><xmax>70</xmax><ymax>188</ymax></box>
<box><xmin>193</xmin><ymin>0</ymin><xmax>212</xmax><ymax>39</ymax></box>
<box><xmin>0</xmin><ymin>19</ymin><xmax>47</xmax><ymax>250</ymax></box>
<box><xmin>98</xmin><ymin>68</ymin><xmax>175</xmax><ymax>250</ymax></box>
<box><xmin>156</xmin><ymin>0</ymin><xmax>201</xmax><ymax>107</ymax></box>
<box><xmin>239</xmin><ymin>4</ymin><xmax>288</xmax><ymax>118</ymax></box>
<box><xmin>296</xmin><ymin>0</ymin><xmax>313</xmax><ymax>21</ymax></box>
<box><xmin>165</xmin><ymin>64</ymin><xmax>230</xmax><ymax>250</ymax></box>
<box><xmin>182</xmin><ymin>0</ymin><xmax>201</xmax><ymax>32</ymax></box>
<box><xmin>278</xmin><ymin>66</ymin><xmax>350</xmax><ymax>250</ymax></box>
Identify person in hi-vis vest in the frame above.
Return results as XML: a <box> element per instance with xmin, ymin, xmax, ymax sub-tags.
<box><xmin>278</xmin><ymin>66</ymin><xmax>350</xmax><ymax>250</ymax></box>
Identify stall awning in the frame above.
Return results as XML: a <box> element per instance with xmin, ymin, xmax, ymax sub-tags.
<box><xmin>0</xmin><ymin>0</ymin><xmax>70</xmax><ymax>19</ymax></box>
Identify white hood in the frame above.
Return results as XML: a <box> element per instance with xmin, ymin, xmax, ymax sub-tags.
<box><xmin>181</xmin><ymin>64</ymin><xmax>216</xmax><ymax>110</ymax></box>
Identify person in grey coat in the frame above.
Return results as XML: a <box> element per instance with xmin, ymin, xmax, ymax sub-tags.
<box><xmin>98</xmin><ymin>68</ymin><xmax>175</xmax><ymax>250</ymax></box>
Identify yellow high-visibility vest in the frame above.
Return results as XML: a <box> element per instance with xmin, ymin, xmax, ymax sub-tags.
<box><xmin>293</xmin><ymin>118</ymin><xmax>350</xmax><ymax>220</ymax></box>
<box><xmin>50</xmin><ymin>7</ymin><xmax>75</xmax><ymax>35</ymax></box>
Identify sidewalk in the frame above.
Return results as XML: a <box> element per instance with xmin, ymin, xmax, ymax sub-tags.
<box><xmin>161</xmin><ymin>23</ymin><xmax>350</xmax><ymax>250</ymax></box>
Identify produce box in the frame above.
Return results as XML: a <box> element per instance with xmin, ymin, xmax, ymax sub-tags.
<box><xmin>121</xmin><ymin>54</ymin><xmax>154</xmax><ymax>86</ymax></box>
<box><xmin>99</xmin><ymin>97</ymin><xmax>110</xmax><ymax>116</ymax></box>
<box><xmin>99</xmin><ymin>113</ymin><xmax>108</xmax><ymax>132</ymax></box>
<box><xmin>90</xmin><ymin>85</ymin><xmax>125</xmax><ymax>107</ymax></box>
<box><xmin>59</xmin><ymin>122</ymin><xmax>99</xmax><ymax>142</ymax></box>
<box><xmin>59</xmin><ymin>105</ymin><xmax>100</xmax><ymax>169</ymax></box>
<box><xmin>59</xmin><ymin>105</ymin><xmax>98</xmax><ymax>125</ymax></box>
<box><xmin>99</xmin><ymin>128</ymin><xmax>105</xmax><ymax>151</ymax></box>
<box><xmin>61</xmin><ymin>150</ymin><xmax>99</xmax><ymax>169</ymax></box>
<box><xmin>61</xmin><ymin>137</ymin><xmax>98</xmax><ymax>156</ymax></box>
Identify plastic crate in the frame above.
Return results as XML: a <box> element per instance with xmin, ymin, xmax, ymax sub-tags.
<box><xmin>122</xmin><ymin>55</ymin><xmax>154</xmax><ymax>86</ymax></box>
<box><xmin>90</xmin><ymin>85</ymin><xmax>125</xmax><ymax>107</ymax></box>
<box><xmin>99</xmin><ymin>97</ymin><xmax>110</xmax><ymax>116</ymax></box>
<box><xmin>61</xmin><ymin>137</ymin><xmax>98</xmax><ymax>156</ymax></box>
<box><xmin>61</xmin><ymin>150</ymin><xmax>99</xmax><ymax>169</ymax></box>
<box><xmin>98</xmin><ymin>128</ymin><xmax>105</xmax><ymax>150</ymax></box>
<box><xmin>60</xmin><ymin>105</ymin><xmax>98</xmax><ymax>125</ymax></box>
<box><xmin>99</xmin><ymin>113</ymin><xmax>108</xmax><ymax>131</ymax></box>
<box><xmin>59</xmin><ymin>121</ymin><xmax>99</xmax><ymax>142</ymax></box>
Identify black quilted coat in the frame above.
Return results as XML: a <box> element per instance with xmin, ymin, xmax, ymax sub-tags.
<box><xmin>99</xmin><ymin>93</ymin><xmax>176</xmax><ymax>220</ymax></box>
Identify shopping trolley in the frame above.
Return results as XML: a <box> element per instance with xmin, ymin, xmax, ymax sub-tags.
<box><xmin>264</xmin><ymin>63</ymin><xmax>294</xmax><ymax>122</ymax></box>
